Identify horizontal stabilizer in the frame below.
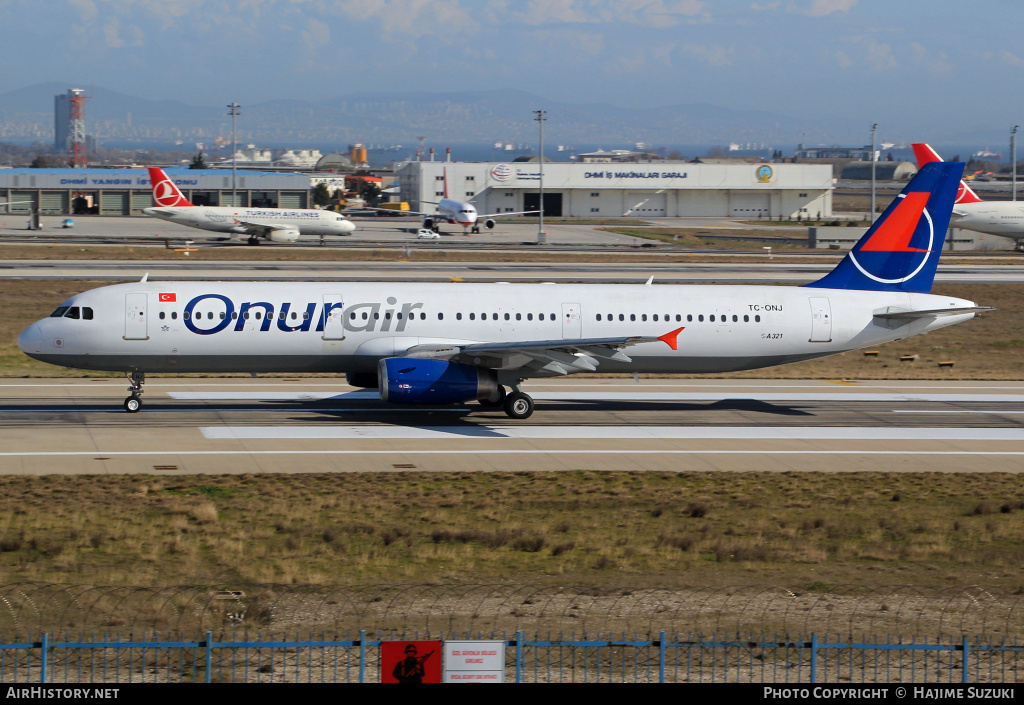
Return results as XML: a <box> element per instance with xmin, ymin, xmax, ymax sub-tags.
<box><xmin>873</xmin><ymin>306</ymin><xmax>995</xmax><ymax>320</ymax></box>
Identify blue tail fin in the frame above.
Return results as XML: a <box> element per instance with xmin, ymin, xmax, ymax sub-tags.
<box><xmin>807</xmin><ymin>161</ymin><xmax>965</xmax><ymax>293</ymax></box>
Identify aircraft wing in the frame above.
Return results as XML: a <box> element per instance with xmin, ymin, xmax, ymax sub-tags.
<box><xmin>233</xmin><ymin>219</ymin><xmax>291</xmax><ymax>234</ymax></box>
<box><xmin>366</xmin><ymin>206</ymin><xmax>438</xmax><ymax>217</ymax></box>
<box><xmin>402</xmin><ymin>328</ymin><xmax>683</xmax><ymax>375</ymax></box>
<box><xmin>478</xmin><ymin>210</ymin><xmax>541</xmax><ymax>218</ymax></box>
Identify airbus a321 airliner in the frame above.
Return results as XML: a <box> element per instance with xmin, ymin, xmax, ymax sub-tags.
<box><xmin>143</xmin><ymin>167</ymin><xmax>356</xmax><ymax>245</ymax></box>
<box><xmin>20</xmin><ymin>162</ymin><xmax>988</xmax><ymax>419</ymax></box>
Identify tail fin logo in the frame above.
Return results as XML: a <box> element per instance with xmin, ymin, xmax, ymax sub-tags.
<box><xmin>848</xmin><ymin>192</ymin><xmax>935</xmax><ymax>285</ymax></box>
<box><xmin>147</xmin><ymin>167</ymin><xmax>193</xmax><ymax>207</ymax></box>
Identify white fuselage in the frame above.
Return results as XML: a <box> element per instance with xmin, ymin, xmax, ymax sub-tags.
<box><xmin>143</xmin><ymin>206</ymin><xmax>356</xmax><ymax>236</ymax></box>
<box><xmin>434</xmin><ymin>198</ymin><xmax>478</xmax><ymax>227</ymax></box>
<box><xmin>19</xmin><ymin>280</ymin><xmax>977</xmax><ymax>377</ymax></box>
<box><xmin>951</xmin><ymin>201</ymin><xmax>1024</xmax><ymax>237</ymax></box>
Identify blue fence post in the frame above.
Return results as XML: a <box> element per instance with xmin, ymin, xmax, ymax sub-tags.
<box><xmin>962</xmin><ymin>636</ymin><xmax>969</xmax><ymax>683</ymax></box>
<box><xmin>659</xmin><ymin>630</ymin><xmax>666</xmax><ymax>683</ymax></box>
<box><xmin>358</xmin><ymin>630</ymin><xmax>366</xmax><ymax>684</ymax></box>
<box><xmin>204</xmin><ymin>631</ymin><xmax>213</xmax><ymax>684</ymax></box>
<box><xmin>39</xmin><ymin>633</ymin><xmax>47</xmax><ymax>684</ymax></box>
<box><xmin>810</xmin><ymin>633</ymin><xmax>817</xmax><ymax>684</ymax></box>
<box><xmin>515</xmin><ymin>630</ymin><xmax>523</xmax><ymax>683</ymax></box>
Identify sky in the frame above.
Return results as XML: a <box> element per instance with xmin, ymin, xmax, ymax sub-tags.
<box><xmin>1</xmin><ymin>0</ymin><xmax>1022</xmax><ymax>143</ymax></box>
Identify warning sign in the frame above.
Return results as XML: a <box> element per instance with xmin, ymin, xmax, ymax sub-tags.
<box><xmin>381</xmin><ymin>640</ymin><xmax>442</xmax><ymax>684</ymax></box>
<box><xmin>443</xmin><ymin>640</ymin><xmax>505</xmax><ymax>683</ymax></box>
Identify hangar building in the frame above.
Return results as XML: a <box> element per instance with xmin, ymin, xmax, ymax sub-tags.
<box><xmin>397</xmin><ymin>161</ymin><xmax>833</xmax><ymax>219</ymax></box>
<box><xmin>0</xmin><ymin>168</ymin><xmax>313</xmax><ymax>216</ymax></box>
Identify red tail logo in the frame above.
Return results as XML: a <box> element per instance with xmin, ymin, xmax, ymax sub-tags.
<box><xmin>860</xmin><ymin>192</ymin><xmax>930</xmax><ymax>253</ymax></box>
<box><xmin>147</xmin><ymin>167</ymin><xmax>193</xmax><ymax>207</ymax></box>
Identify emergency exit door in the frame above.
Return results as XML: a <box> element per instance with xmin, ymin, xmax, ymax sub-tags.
<box><xmin>809</xmin><ymin>297</ymin><xmax>832</xmax><ymax>342</ymax></box>
<box><xmin>562</xmin><ymin>303</ymin><xmax>582</xmax><ymax>338</ymax></box>
<box><xmin>124</xmin><ymin>293</ymin><xmax>148</xmax><ymax>340</ymax></box>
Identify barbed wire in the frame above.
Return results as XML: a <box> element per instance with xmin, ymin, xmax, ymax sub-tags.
<box><xmin>0</xmin><ymin>583</ymin><xmax>1020</xmax><ymax>638</ymax></box>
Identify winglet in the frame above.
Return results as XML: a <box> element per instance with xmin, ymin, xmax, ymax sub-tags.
<box><xmin>658</xmin><ymin>327</ymin><xmax>685</xmax><ymax>350</ymax></box>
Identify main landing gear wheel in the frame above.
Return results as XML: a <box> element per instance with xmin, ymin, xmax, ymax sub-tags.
<box><xmin>478</xmin><ymin>386</ymin><xmax>507</xmax><ymax>409</ymax></box>
<box><xmin>124</xmin><ymin>395</ymin><xmax>141</xmax><ymax>413</ymax></box>
<box><xmin>503</xmin><ymin>392</ymin><xmax>534</xmax><ymax>419</ymax></box>
<box><xmin>247</xmin><ymin>236</ymin><xmax>261</xmax><ymax>246</ymax></box>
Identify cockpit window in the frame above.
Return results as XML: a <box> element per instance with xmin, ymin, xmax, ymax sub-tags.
<box><xmin>83</xmin><ymin>307</ymin><xmax>93</xmax><ymax>320</ymax></box>
<box><xmin>50</xmin><ymin>306</ymin><xmax>69</xmax><ymax>318</ymax></box>
<box><xmin>65</xmin><ymin>307</ymin><xmax>80</xmax><ymax>320</ymax></box>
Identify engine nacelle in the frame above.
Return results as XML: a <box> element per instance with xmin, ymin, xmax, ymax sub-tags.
<box><xmin>484</xmin><ymin>218</ymin><xmax>496</xmax><ymax>230</ymax></box>
<box><xmin>422</xmin><ymin>217</ymin><xmax>435</xmax><ymax>231</ymax></box>
<box><xmin>378</xmin><ymin>357</ymin><xmax>497</xmax><ymax>405</ymax></box>
<box><xmin>268</xmin><ymin>228</ymin><xmax>300</xmax><ymax>243</ymax></box>
<box><xmin>346</xmin><ymin>371</ymin><xmax>378</xmax><ymax>389</ymax></box>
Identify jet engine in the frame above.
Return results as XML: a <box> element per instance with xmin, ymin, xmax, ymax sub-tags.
<box><xmin>484</xmin><ymin>218</ymin><xmax>496</xmax><ymax>230</ymax></box>
<box><xmin>378</xmin><ymin>358</ymin><xmax>497</xmax><ymax>405</ymax></box>
<box><xmin>267</xmin><ymin>228</ymin><xmax>301</xmax><ymax>243</ymax></box>
<box><xmin>422</xmin><ymin>217</ymin><xmax>435</xmax><ymax>231</ymax></box>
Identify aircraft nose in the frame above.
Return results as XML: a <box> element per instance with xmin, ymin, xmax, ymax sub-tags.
<box><xmin>341</xmin><ymin>221</ymin><xmax>356</xmax><ymax>233</ymax></box>
<box><xmin>18</xmin><ymin>321</ymin><xmax>41</xmax><ymax>355</ymax></box>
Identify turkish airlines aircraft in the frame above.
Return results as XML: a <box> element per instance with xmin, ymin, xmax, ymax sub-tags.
<box><xmin>143</xmin><ymin>167</ymin><xmax>356</xmax><ymax>245</ymax></box>
<box><xmin>388</xmin><ymin>168</ymin><xmax>538</xmax><ymax>234</ymax></box>
<box><xmin>20</xmin><ymin>163</ymin><xmax>988</xmax><ymax>419</ymax></box>
<box><xmin>913</xmin><ymin>143</ymin><xmax>1024</xmax><ymax>243</ymax></box>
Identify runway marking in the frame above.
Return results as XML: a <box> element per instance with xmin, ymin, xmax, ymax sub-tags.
<box><xmin>199</xmin><ymin>426</ymin><xmax>1024</xmax><ymax>441</ymax></box>
<box><xmin>892</xmin><ymin>410</ymin><xmax>1024</xmax><ymax>414</ymax></box>
<box><xmin>169</xmin><ymin>391</ymin><xmax>1024</xmax><ymax>403</ymax></box>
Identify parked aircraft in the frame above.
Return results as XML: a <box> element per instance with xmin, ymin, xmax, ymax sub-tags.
<box><xmin>913</xmin><ymin>143</ymin><xmax>1024</xmax><ymax>246</ymax></box>
<box><xmin>20</xmin><ymin>163</ymin><xmax>987</xmax><ymax>419</ymax></box>
<box><xmin>142</xmin><ymin>167</ymin><xmax>356</xmax><ymax>245</ymax></box>
<box><xmin>380</xmin><ymin>168</ymin><xmax>538</xmax><ymax>234</ymax></box>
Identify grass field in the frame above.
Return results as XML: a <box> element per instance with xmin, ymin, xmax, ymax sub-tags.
<box><xmin>2</xmin><ymin>471</ymin><xmax>1024</xmax><ymax>591</ymax></box>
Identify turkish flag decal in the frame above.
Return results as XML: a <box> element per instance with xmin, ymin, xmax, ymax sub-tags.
<box><xmin>159</xmin><ymin>293</ymin><xmax>176</xmax><ymax>302</ymax></box>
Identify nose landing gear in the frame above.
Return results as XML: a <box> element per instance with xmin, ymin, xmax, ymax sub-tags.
<box><xmin>124</xmin><ymin>371</ymin><xmax>145</xmax><ymax>413</ymax></box>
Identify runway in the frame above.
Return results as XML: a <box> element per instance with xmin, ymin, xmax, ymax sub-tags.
<box><xmin>2</xmin><ymin>378</ymin><xmax>1022</xmax><ymax>474</ymax></box>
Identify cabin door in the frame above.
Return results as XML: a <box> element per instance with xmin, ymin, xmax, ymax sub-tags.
<box><xmin>124</xmin><ymin>293</ymin><xmax>148</xmax><ymax>340</ymax></box>
<box><xmin>809</xmin><ymin>297</ymin><xmax>832</xmax><ymax>343</ymax></box>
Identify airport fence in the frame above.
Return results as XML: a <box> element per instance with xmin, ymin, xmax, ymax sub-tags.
<box><xmin>0</xmin><ymin>630</ymin><xmax>1021</xmax><ymax>683</ymax></box>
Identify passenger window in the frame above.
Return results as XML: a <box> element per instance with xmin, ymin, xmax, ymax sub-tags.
<box><xmin>539</xmin><ymin>313</ymin><xmax>545</xmax><ymax>321</ymax></box>
<box><xmin>456</xmin><ymin>313</ymin><xmax>462</xmax><ymax>320</ymax></box>
<box><xmin>184</xmin><ymin>311</ymin><xmax>191</xmax><ymax>320</ymax></box>
<box><xmin>619</xmin><ymin>314</ymin><xmax>624</xmax><ymax>321</ymax></box>
<box><xmin>470</xmin><ymin>313</ymin><xmax>476</xmax><ymax>320</ymax></box>
<box><xmin>303</xmin><ymin>312</ymin><xmax>309</xmax><ymax>320</ymax></box>
<box><xmin>755</xmin><ymin>315</ymin><xmax>761</xmax><ymax>322</ymax></box>
<box><xmin>420</xmin><ymin>313</ymin><xmax>426</xmax><ymax>320</ymax></box>
<box><xmin>384</xmin><ymin>312</ymin><xmax>391</xmax><ymax>320</ymax></box>
<box><xmin>687</xmin><ymin>315</ymin><xmax>692</xmax><ymax>322</ymax></box>
<box><xmin>83</xmin><ymin>307</ymin><xmax>93</xmax><ymax>320</ymax></box>
<box><xmin>527</xmin><ymin>313</ymin><xmax>533</xmax><ymax>321</ymax></box>
<box><xmin>292</xmin><ymin>312</ymin><xmax>298</xmax><ymax>320</ymax></box>
<box><xmin>492</xmin><ymin>313</ymin><xmax>498</xmax><ymax>320</ymax></box>
<box><xmin>642</xmin><ymin>314</ymin><xmax>647</xmax><ymax>321</ymax></box>
<box><xmin>65</xmin><ymin>307</ymin><xmax>80</xmax><ymax>319</ymax></box>
<box><xmin>220</xmin><ymin>312</ymin><xmax>226</xmax><ymax>320</ymax></box>
<box><xmin>630</xmin><ymin>314</ymin><xmax>636</xmax><ymax>321</ymax></box>
<box><xmin>373</xmin><ymin>313</ymin><xmax>379</xmax><ymax>320</ymax></box>
<box><xmin>732</xmin><ymin>315</ymin><xmax>738</xmax><ymax>322</ymax></box>
<box><xmin>710</xmin><ymin>315</ymin><xmax>715</xmax><ymax>322</ymax></box>
<box><xmin>159</xmin><ymin>312</ymin><xmax>166</xmax><ymax>320</ymax></box>
<box><xmin>698</xmin><ymin>315</ymin><xmax>704</xmax><ymax>322</ymax></box>
<box><xmin>653</xmin><ymin>314</ymin><xmax>658</xmax><ymax>322</ymax></box>
<box><xmin>255</xmin><ymin>312</ymin><xmax>262</xmax><ymax>320</ymax></box>
<box><xmin>516</xmin><ymin>313</ymin><xmax>521</xmax><ymax>321</ymax></box>
<box><xmin>744</xmin><ymin>315</ymin><xmax>749</xmax><ymax>322</ymax></box>
<box><xmin>438</xmin><ymin>313</ymin><xmax>444</xmax><ymax>320</ymax></box>
<box><xmin>676</xmin><ymin>314</ymin><xmax>682</xmax><ymax>322</ymax></box>
<box><xmin>172</xmin><ymin>312</ymin><xmax>178</xmax><ymax>320</ymax></box>
<box><xmin>243</xmin><ymin>312</ymin><xmax>249</xmax><ymax>320</ymax></box>
<box><xmin>231</xmin><ymin>312</ymin><xmax>237</xmax><ymax>320</ymax></box>
<box><xmin>362</xmin><ymin>312</ymin><xmax>368</xmax><ymax>320</ymax></box>
<box><xmin>596</xmin><ymin>314</ymin><xmax>602</xmax><ymax>321</ymax></box>
<box><xmin>504</xmin><ymin>313</ymin><xmax>510</xmax><ymax>320</ymax></box>
<box><xmin>550</xmin><ymin>313</ymin><xmax>555</xmax><ymax>320</ymax></box>
<box><xmin>350</xmin><ymin>312</ymin><xmax>356</xmax><ymax>319</ymax></box>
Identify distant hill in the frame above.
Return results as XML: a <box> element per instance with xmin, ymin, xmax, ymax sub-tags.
<box><xmin>0</xmin><ymin>82</ymin><xmax>853</xmax><ymax>149</ymax></box>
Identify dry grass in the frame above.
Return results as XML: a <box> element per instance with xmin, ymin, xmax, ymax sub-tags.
<box><xmin>0</xmin><ymin>472</ymin><xmax>1023</xmax><ymax>589</ymax></box>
